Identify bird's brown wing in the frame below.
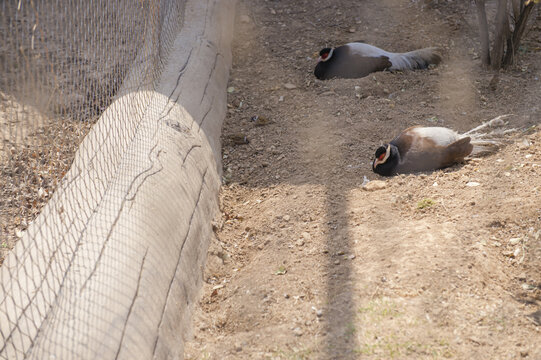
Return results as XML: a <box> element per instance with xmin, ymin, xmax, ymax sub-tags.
<box><xmin>390</xmin><ymin>126</ymin><xmax>422</xmax><ymax>157</ymax></box>
<box><xmin>394</xmin><ymin>136</ymin><xmax>440</xmax><ymax>173</ymax></box>
<box><xmin>440</xmin><ymin>137</ymin><xmax>473</xmax><ymax>167</ymax></box>
<box><xmin>397</xmin><ymin>136</ymin><xmax>472</xmax><ymax>173</ymax></box>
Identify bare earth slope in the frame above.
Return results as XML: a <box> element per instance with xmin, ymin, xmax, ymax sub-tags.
<box><xmin>185</xmin><ymin>0</ymin><xmax>541</xmax><ymax>359</ymax></box>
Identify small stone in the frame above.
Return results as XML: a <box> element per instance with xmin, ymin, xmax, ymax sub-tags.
<box><xmin>232</xmin><ymin>99</ymin><xmax>242</xmax><ymax>108</ymax></box>
<box><xmin>38</xmin><ymin>187</ymin><xmax>47</xmax><ymax>198</ymax></box>
<box><xmin>284</xmin><ymin>293</ymin><xmax>290</xmax><ymax>299</ymax></box>
<box><xmin>301</xmin><ymin>232</ymin><xmax>311</xmax><ymax>241</ymax></box>
<box><xmin>337</xmin><ymin>250</ymin><xmax>345</xmax><ymax>256</ymax></box>
<box><xmin>348</xmin><ymin>27</ymin><xmax>356</xmax><ymax>33</ymax></box>
<box><xmin>316</xmin><ymin>309</ymin><xmax>323</xmax><ymax>318</ymax></box>
<box><xmin>362</xmin><ymin>180</ymin><xmax>387</xmax><ymax>191</ymax></box>
<box><xmin>509</xmin><ymin>237</ymin><xmax>521</xmax><ymax>245</ymax></box>
<box><xmin>362</xmin><ymin>176</ymin><xmax>370</xmax><ymax>186</ymax></box>
<box><xmin>518</xmin><ymin>139</ymin><xmax>531</xmax><ymax>149</ymax></box>
<box><xmin>296</xmin><ymin>239</ymin><xmax>305</xmax><ymax>247</ymax></box>
<box><xmin>240</xmin><ymin>15</ymin><xmax>251</xmax><ymax>23</ymax></box>
<box><xmin>334</xmin><ymin>259</ymin><xmax>340</xmax><ymax>265</ymax></box>
<box><xmin>283</xmin><ymin>215</ymin><xmax>290</xmax><ymax>222</ymax></box>
<box><xmin>293</xmin><ymin>327</ymin><xmax>303</xmax><ymax>337</ymax></box>
<box><xmin>234</xmin><ymin>343</ymin><xmax>243</xmax><ymax>352</ymax></box>
<box><xmin>466</xmin><ymin>181</ymin><xmax>481</xmax><ymax>187</ymax></box>
<box><xmin>284</xmin><ymin>83</ymin><xmax>297</xmax><ymax>90</ymax></box>
<box><xmin>270</xmin><ymin>8</ymin><xmax>276</xmax><ymax>14</ymax></box>
<box><xmin>227</xmin><ymin>86</ymin><xmax>235</xmax><ymax>93</ymax></box>
<box><xmin>522</xmin><ymin>283</ymin><xmax>535</xmax><ymax>290</ymax></box>
<box><xmin>228</xmin><ymin>133</ymin><xmax>249</xmax><ymax>145</ymax></box>
<box><xmin>275</xmin><ymin>266</ymin><xmax>287</xmax><ymax>275</ymax></box>
<box><xmin>253</xmin><ymin>115</ymin><xmax>273</xmax><ymax>127</ymax></box>
<box><xmin>348</xmin><ymin>254</ymin><xmax>356</xmax><ymax>260</ymax></box>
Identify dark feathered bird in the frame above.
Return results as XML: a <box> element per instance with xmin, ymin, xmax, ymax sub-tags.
<box><xmin>372</xmin><ymin>117</ymin><xmax>513</xmax><ymax>176</ymax></box>
<box><xmin>372</xmin><ymin>126</ymin><xmax>472</xmax><ymax>176</ymax></box>
<box><xmin>314</xmin><ymin>42</ymin><xmax>441</xmax><ymax>80</ymax></box>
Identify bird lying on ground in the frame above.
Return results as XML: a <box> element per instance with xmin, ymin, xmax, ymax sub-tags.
<box><xmin>314</xmin><ymin>42</ymin><xmax>442</xmax><ymax>80</ymax></box>
<box><xmin>372</xmin><ymin>116</ymin><xmax>515</xmax><ymax>176</ymax></box>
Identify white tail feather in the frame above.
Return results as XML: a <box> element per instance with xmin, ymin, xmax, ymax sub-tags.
<box><xmin>460</xmin><ymin>115</ymin><xmax>516</xmax><ymax>156</ymax></box>
<box><xmin>346</xmin><ymin>43</ymin><xmax>442</xmax><ymax>71</ymax></box>
<box><xmin>462</xmin><ymin>114</ymin><xmax>513</xmax><ymax>136</ymax></box>
<box><xmin>389</xmin><ymin>47</ymin><xmax>442</xmax><ymax>71</ymax></box>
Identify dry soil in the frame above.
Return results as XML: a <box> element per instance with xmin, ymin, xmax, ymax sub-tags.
<box><xmin>185</xmin><ymin>0</ymin><xmax>541</xmax><ymax>359</ymax></box>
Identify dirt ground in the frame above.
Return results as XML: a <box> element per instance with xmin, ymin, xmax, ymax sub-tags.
<box><xmin>185</xmin><ymin>0</ymin><xmax>541</xmax><ymax>359</ymax></box>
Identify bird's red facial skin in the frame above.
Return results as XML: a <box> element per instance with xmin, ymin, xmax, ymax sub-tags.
<box><xmin>378</xmin><ymin>153</ymin><xmax>385</xmax><ymax>161</ymax></box>
<box><xmin>321</xmin><ymin>52</ymin><xmax>329</xmax><ymax>60</ymax></box>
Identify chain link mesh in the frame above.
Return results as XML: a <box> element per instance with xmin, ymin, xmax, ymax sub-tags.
<box><xmin>0</xmin><ymin>0</ymin><xmax>202</xmax><ymax>358</ymax></box>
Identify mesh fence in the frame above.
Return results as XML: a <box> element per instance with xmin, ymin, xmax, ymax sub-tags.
<box><xmin>0</xmin><ymin>0</ymin><xmax>182</xmax><ymax>263</ymax></box>
<box><xmin>0</xmin><ymin>0</ymin><xmax>226</xmax><ymax>358</ymax></box>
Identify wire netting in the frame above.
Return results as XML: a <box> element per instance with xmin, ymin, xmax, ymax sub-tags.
<box><xmin>0</xmin><ymin>0</ymin><xmax>183</xmax><ymax>263</ymax></box>
<box><xmin>0</xmin><ymin>0</ymin><xmax>195</xmax><ymax>357</ymax></box>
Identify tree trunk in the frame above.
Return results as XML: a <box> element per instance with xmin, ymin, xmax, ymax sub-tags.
<box><xmin>503</xmin><ymin>3</ymin><xmax>535</xmax><ymax>66</ymax></box>
<box><xmin>475</xmin><ymin>0</ymin><xmax>491</xmax><ymax>66</ymax></box>
<box><xmin>492</xmin><ymin>0</ymin><xmax>510</xmax><ymax>69</ymax></box>
<box><xmin>511</xmin><ymin>0</ymin><xmax>522</xmax><ymax>20</ymax></box>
